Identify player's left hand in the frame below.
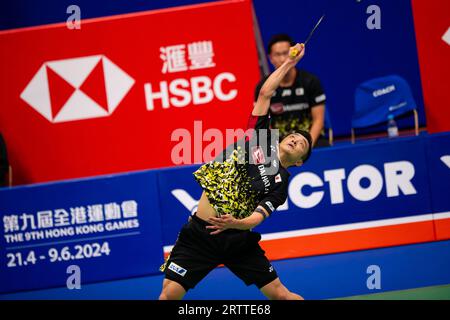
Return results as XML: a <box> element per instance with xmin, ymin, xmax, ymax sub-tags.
<box><xmin>206</xmin><ymin>214</ymin><xmax>236</xmax><ymax>235</ymax></box>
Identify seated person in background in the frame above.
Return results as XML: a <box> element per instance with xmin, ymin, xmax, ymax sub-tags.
<box><xmin>255</xmin><ymin>34</ymin><xmax>328</xmax><ymax>147</ymax></box>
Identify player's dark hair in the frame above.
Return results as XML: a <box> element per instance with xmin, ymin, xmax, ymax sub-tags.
<box><xmin>267</xmin><ymin>34</ymin><xmax>295</xmax><ymax>54</ymax></box>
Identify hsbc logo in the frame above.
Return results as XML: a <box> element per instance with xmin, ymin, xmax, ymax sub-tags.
<box><xmin>443</xmin><ymin>27</ymin><xmax>450</xmax><ymax>46</ymax></box>
<box><xmin>20</xmin><ymin>55</ymin><xmax>135</xmax><ymax>123</ymax></box>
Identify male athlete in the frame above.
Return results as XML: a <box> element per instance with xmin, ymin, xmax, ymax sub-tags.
<box><xmin>159</xmin><ymin>43</ymin><xmax>311</xmax><ymax>300</ymax></box>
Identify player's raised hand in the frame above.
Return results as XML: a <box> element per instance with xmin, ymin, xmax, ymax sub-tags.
<box><xmin>287</xmin><ymin>43</ymin><xmax>305</xmax><ymax>65</ymax></box>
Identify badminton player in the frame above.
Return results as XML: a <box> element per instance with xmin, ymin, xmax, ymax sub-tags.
<box><xmin>159</xmin><ymin>43</ymin><xmax>311</xmax><ymax>300</ymax></box>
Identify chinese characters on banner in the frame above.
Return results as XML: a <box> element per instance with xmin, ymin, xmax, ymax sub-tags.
<box><xmin>160</xmin><ymin>41</ymin><xmax>216</xmax><ymax>73</ymax></box>
<box><xmin>3</xmin><ymin>200</ymin><xmax>138</xmax><ymax>244</ymax></box>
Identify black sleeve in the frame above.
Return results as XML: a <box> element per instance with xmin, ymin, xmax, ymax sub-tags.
<box><xmin>247</xmin><ymin>113</ymin><xmax>270</xmax><ymax>131</ymax></box>
<box><xmin>254</xmin><ymin>78</ymin><xmax>266</xmax><ymax>102</ymax></box>
<box><xmin>307</xmin><ymin>74</ymin><xmax>326</xmax><ymax>107</ymax></box>
<box><xmin>257</xmin><ymin>184</ymin><xmax>288</xmax><ymax>216</ymax></box>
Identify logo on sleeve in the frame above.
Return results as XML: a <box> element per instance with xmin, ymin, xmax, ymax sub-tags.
<box><xmin>168</xmin><ymin>262</ymin><xmax>187</xmax><ymax>277</ymax></box>
<box><xmin>251</xmin><ymin>146</ymin><xmax>266</xmax><ymax>164</ymax></box>
<box><xmin>265</xmin><ymin>201</ymin><xmax>275</xmax><ymax>212</ymax></box>
<box><xmin>315</xmin><ymin>94</ymin><xmax>326</xmax><ymax>103</ymax></box>
<box><xmin>275</xmin><ymin>174</ymin><xmax>282</xmax><ymax>183</ymax></box>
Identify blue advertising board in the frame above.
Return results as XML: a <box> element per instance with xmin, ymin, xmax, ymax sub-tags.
<box><xmin>0</xmin><ymin>171</ymin><xmax>163</xmax><ymax>293</ymax></box>
<box><xmin>157</xmin><ymin>165</ymin><xmax>202</xmax><ymax>246</ymax></box>
<box><xmin>258</xmin><ymin>136</ymin><xmax>432</xmax><ymax>234</ymax></box>
<box><xmin>425</xmin><ymin>133</ymin><xmax>450</xmax><ymax>213</ymax></box>
<box><xmin>157</xmin><ymin>136</ymin><xmax>433</xmax><ymax>245</ymax></box>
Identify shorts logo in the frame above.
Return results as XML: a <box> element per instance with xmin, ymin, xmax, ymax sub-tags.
<box><xmin>251</xmin><ymin>146</ymin><xmax>266</xmax><ymax>164</ymax></box>
<box><xmin>265</xmin><ymin>201</ymin><xmax>275</xmax><ymax>212</ymax></box>
<box><xmin>275</xmin><ymin>173</ymin><xmax>282</xmax><ymax>183</ymax></box>
<box><xmin>168</xmin><ymin>262</ymin><xmax>187</xmax><ymax>277</ymax></box>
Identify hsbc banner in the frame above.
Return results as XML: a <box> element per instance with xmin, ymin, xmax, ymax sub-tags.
<box><xmin>0</xmin><ymin>0</ymin><xmax>260</xmax><ymax>185</ymax></box>
<box><xmin>412</xmin><ymin>0</ymin><xmax>450</xmax><ymax>134</ymax></box>
<box><xmin>0</xmin><ymin>171</ymin><xmax>163</xmax><ymax>294</ymax></box>
<box><xmin>158</xmin><ymin>136</ymin><xmax>432</xmax><ymax>246</ymax></box>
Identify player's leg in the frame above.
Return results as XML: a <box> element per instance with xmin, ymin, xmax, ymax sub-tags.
<box><xmin>159</xmin><ymin>278</ymin><xmax>186</xmax><ymax>300</ymax></box>
<box><xmin>225</xmin><ymin>232</ymin><xmax>304</xmax><ymax>300</ymax></box>
<box><xmin>159</xmin><ymin>214</ymin><xmax>220</xmax><ymax>299</ymax></box>
<box><xmin>260</xmin><ymin>277</ymin><xmax>304</xmax><ymax>300</ymax></box>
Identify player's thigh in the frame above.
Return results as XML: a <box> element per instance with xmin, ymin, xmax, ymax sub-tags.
<box><xmin>225</xmin><ymin>244</ymin><xmax>278</xmax><ymax>289</ymax></box>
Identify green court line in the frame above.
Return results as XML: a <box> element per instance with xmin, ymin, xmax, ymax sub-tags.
<box><xmin>334</xmin><ymin>284</ymin><xmax>450</xmax><ymax>300</ymax></box>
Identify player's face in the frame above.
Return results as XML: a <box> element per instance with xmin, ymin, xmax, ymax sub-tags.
<box><xmin>280</xmin><ymin>133</ymin><xmax>309</xmax><ymax>163</ymax></box>
<box><xmin>269</xmin><ymin>41</ymin><xmax>291</xmax><ymax>69</ymax></box>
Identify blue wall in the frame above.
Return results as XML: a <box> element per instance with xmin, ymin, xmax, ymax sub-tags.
<box><xmin>0</xmin><ymin>0</ymin><xmax>425</xmax><ymax>135</ymax></box>
<box><xmin>0</xmin><ymin>0</ymin><xmax>219</xmax><ymax>30</ymax></box>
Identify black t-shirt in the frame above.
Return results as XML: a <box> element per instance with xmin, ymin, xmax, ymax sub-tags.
<box><xmin>254</xmin><ymin>69</ymin><xmax>326</xmax><ymax>138</ymax></box>
<box><xmin>193</xmin><ymin>113</ymin><xmax>289</xmax><ymax>219</ymax></box>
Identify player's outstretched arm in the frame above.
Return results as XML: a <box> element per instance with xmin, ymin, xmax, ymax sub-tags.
<box><xmin>252</xmin><ymin>43</ymin><xmax>305</xmax><ymax>116</ymax></box>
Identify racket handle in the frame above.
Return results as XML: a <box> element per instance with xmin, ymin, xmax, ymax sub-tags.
<box><xmin>289</xmin><ymin>44</ymin><xmax>304</xmax><ymax>58</ymax></box>
<box><xmin>289</xmin><ymin>48</ymin><xmax>299</xmax><ymax>58</ymax></box>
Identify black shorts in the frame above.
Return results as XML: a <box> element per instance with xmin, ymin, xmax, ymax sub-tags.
<box><xmin>162</xmin><ymin>214</ymin><xmax>278</xmax><ymax>292</ymax></box>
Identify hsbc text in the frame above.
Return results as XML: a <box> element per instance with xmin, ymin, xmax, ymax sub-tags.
<box><xmin>144</xmin><ymin>72</ymin><xmax>237</xmax><ymax>110</ymax></box>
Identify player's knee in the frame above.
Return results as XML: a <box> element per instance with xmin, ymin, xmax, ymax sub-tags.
<box><xmin>159</xmin><ymin>280</ymin><xmax>186</xmax><ymax>300</ymax></box>
<box><xmin>159</xmin><ymin>288</ymin><xmax>181</xmax><ymax>300</ymax></box>
<box><xmin>158</xmin><ymin>291</ymin><xmax>169</xmax><ymax>300</ymax></box>
<box><xmin>268</xmin><ymin>283</ymin><xmax>302</xmax><ymax>300</ymax></box>
<box><xmin>272</xmin><ymin>288</ymin><xmax>290</xmax><ymax>300</ymax></box>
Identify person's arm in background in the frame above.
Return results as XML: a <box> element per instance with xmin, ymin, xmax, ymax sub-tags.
<box><xmin>307</xmin><ymin>72</ymin><xmax>327</xmax><ymax>146</ymax></box>
<box><xmin>253</xmin><ymin>43</ymin><xmax>305</xmax><ymax>116</ymax></box>
<box><xmin>310</xmin><ymin>104</ymin><xmax>325</xmax><ymax>146</ymax></box>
